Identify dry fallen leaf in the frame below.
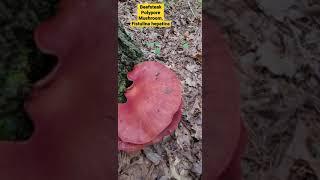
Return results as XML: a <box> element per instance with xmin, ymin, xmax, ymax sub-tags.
<box><xmin>192</xmin><ymin>52</ymin><xmax>202</xmax><ymax>63</ymax></box>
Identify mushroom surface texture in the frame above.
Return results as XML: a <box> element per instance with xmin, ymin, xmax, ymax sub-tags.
<box><xmin>118</xmin><ymin>61</ymin><xmax>183</xmax><ymax>152</ymax></box>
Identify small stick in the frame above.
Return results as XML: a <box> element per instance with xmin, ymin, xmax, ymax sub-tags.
<box><xmin>188</xmin><ymin>0</ymin><xmax>196</xmax><ymax>18</ymax></box>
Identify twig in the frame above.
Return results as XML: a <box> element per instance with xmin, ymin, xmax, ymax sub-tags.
<box><xmin>188</xmin><ymin>0</ymin><xmax>196</xmax><ymax>18</ymax></box>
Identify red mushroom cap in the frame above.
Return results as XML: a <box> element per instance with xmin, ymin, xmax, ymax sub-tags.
<box><xmin>118</xmin><ymin>61</ymin><xmax>182</xmax><ymax>145</ymax></box>
<box><xmin>119</xmin><ymin>102</ymin><xmax>182</xmax><ymax>152</ymax></box>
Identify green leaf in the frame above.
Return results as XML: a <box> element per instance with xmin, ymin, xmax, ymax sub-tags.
<box><xmin>147</xmin><ymin>42</ymin><xmax>155</xmax><ymax>48</ymax></box>
<box><xmin>183</xmin><ymin>42</ymin><xmax>189</xmax><ymax>49</ymax></box>
<box><xmin>154</xmin><ymin>47</ymin><xmax>161</xmax><ymax>55</ymax></box>
<box><xmin>155</xmin><ymin>42</ymin><xmax>161</xmax><ymax>47</ymax></box>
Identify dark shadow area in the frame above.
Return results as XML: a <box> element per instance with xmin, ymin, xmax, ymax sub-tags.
<box><xmin>0</xmin><ymin>0</ymin><xmax>58</xmax><ymax>141</ymax></box>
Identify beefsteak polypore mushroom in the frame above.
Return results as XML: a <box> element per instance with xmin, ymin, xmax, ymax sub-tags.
<box><xmin>118</xmin><ymin>61</ymin><xmax>183</xmax><ymax>152</ymax></box>
<box><xmin>0</xmin><ymin>0</ymin><xmax>245</xmax><ymax>178</ymax></box>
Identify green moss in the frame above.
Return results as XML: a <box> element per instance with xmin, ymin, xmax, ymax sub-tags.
<box><xmin>118</xmin><ymin>26</ymin><xmax>143</xmax><ymax>103</ymax></box>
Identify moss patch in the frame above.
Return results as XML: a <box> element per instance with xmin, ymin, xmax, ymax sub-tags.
<box><xmin>118</xmin><ymin>25</ymin><xmax>143</xmax><ymax>103</ymax></box>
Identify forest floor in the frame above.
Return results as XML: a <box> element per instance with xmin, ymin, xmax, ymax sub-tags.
<box><xmin>1</xmin><ymin>0</ymin><xmax>320</xmax><ymax>179</ymax></box>
<box><xmin>119</xmin><ymin>0</ymin><xmax>320</xmax><ymax>180</ymax></box>
<box><xmin>207</xmin><ymin>0</ymin><xmax>320</xmax><ymax>179</ymax></box>
<box><xmin>118</xmin><ymin>0</ymin><xmax>202</xmax><ymax>179</ymax></box>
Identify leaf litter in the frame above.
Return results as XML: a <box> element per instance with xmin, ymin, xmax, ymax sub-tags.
<box><xmin>206</xmin><ymin>0</ymin><xmax>320</xmax><ymax>179</ymax></box>
<box><xmin>118</xmin><ymin>0</ymin><xmax>202</xmax><ymax>179</ymax></box>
